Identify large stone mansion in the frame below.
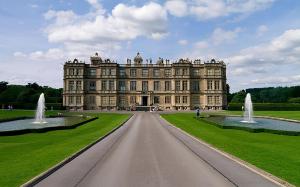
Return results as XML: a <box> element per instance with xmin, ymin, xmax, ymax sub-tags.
<box><xmin>63</xmin><ymin>52</ymin><xmax>227</xmax><ymax>111</ymax></box>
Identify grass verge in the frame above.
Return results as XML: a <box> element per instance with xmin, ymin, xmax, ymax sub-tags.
<box><xmin>0</xmin><ymin>113</ymin><xmax>130</xmax><ymax>187</ymax></box>
<box><xmin>161</xmin><ymin>113</ymin><xmax>300</xmax><ymax>186</ymax></box>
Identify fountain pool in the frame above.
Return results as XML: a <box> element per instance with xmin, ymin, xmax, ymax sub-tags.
<box><xmin>0</xmin><ymin>116</ymin><xmax>87</xmax><ymax>132</ymax></box>
<box><xmin>207</xmin><ymin>116</ymin><xmax>300</xmax><ymax>133</ymax></box>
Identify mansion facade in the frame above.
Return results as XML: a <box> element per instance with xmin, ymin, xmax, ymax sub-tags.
<box><xmin>63</xmin><ymin>53</ymin><xmax>227</xmax><ymax>111</ymax></box>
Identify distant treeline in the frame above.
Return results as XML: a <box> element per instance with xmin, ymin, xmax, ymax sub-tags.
<box><xmin>0</xmin><ymin>81</ymin><xmax>63</xmax><ymax>109</ymax></box>
<box><xmin>228</xmin><ymin>86</ymin><xmax>300</xmax><ymax>103</ymax></box>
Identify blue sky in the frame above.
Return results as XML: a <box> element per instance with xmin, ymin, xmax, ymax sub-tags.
<box><xmin>0</xmin><ymin>0</ymin><xmax>300</xmax><ymax>92</ymax></box>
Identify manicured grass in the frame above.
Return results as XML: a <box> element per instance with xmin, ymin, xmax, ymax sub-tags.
<box><xmin>0</xmin><ymin>113</ymin><xmax>130</xmax><ymax>187</ymax></box>
<box><xmin>207</xmin><ymin>110</ymin><xmax>300</xmax><ymax>121</ymax></box>
<box><xmin>161</xmin><ymin>113</ymin><xmax>300</xmax><ymax>186</ymax></box>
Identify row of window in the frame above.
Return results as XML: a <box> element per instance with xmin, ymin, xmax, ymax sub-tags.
<box><xmin>127</xmin><ymin>95</ymin><xmax>189</xmax><ymax>104</ymax></box>
<box><xmin>68</xmin><ymin>80</ymin><xmax>223</xmax><ymax>91</ymax></box>
<box><xmin>85</xmin><ymin>80</ymin><xmax>200</xmax><ymax>91</ymax></box>
<box><xmin>207</xmin><ymin>69</ymin><xmax>222</xmax><ymax>76</ymax></box>
<box><xmin>68</xmin><ymin>95</ymin><xmax>222</xmax><ymax>105</ymax></box>
<box><xmin>67</xmin><ymin>68</ymin><xmax>222</xmax><ymax>77</ymax></box>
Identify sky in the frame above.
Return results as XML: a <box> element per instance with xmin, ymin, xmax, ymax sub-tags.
<box><xmin>0</xmin><ymin>0</ymin><xmax>300</xmax><ymax>92</ymax></box>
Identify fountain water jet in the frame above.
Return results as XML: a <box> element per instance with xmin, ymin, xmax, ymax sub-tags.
<box><xmin>34</xmin><ymin>93</ymin><xmax>47</xmax><ymax>124</ymax></box>
<box><xmin>241</xmin><ymin>93</ymin><xmax>255</xmax><ymax>123</ymax></box>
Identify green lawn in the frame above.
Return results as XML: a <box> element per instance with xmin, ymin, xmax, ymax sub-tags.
<box><xmin>0</xmin><ymin>113</ymin><xmax>130</xmax><ymax>187</ymax></box>
<box><xmin>161</xmin><ymin>113</ymin><xmax>300</xmax><ymax>186</ymax></box>
<box><xmin>205</xmin><ymin>110</ymin><xmax>300</xmax><ymax>121</ymax></box>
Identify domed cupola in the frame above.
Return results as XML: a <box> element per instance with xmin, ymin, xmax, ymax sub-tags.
<box><xmin>134</xmin><ymin>52</ymin><xmax>143</xmax><ymax>65</ymax></box>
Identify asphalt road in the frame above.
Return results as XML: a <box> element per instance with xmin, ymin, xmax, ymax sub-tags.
<box><xmin>35</xmin><ymin>113</ymin><xmax>280</xmax><ymax>187</ymax></box>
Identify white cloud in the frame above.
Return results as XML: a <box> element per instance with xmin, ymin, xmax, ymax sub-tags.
<box><xmin>169</xmin><ymin>0</ymin><xmax>276</xmax><ymax>20</ymax></box>
<box><xmin>165</xmin><ymin>0</ymin><xmax>188</xmax><ymax>17</ymax></box>
<box><xmin>228</xmin><ymin>29</ymin><xmax>300</xmax><ymax>68</ymax></box>
<box><xmin>178</xmin><ymin>27</ymin><xmax>241</xmax><ymax>60</ymax></box>
<box><xmin>30</xmin><ymin>4</ymin><xmax>39</xmax><ymax>9</ymax></box>
<box><xmin>257</xmin><ymin>25</ymin><xmax>268</xmax><ymax>36</ymax></box>
<box><xmin>211</xmin><ymin>27</ymin><xmax>242</xmax><ymax>45</ymax></box>
<box><xmin>13</xmin><ymin>52</ymin><xmax>27</xmax><ymax>58</ymax></box>
<box><xmin>15</xmin><ymin>1</ymin><xmax>169</xmax><ymax>67</ymax></box>
<box><xmin>44</xmin><ymin>2</ymin><xmax>168</xmax><ymax>44</ymax></box>
<box><xmin>251</xmin><ymin>75</ymin><xmax>300</xmax><ymax>85</ymax></box>
<box><xmin>225</xmin><ymin>29</ymin><xmax>300</xmax><ymax>90</ymax></box>
<box><xmin>86</xmin><ymin>0</ymin><xmax>105</xmax><ymax>14</ymax></box>
<box><xmin>178</xmin><ymin>39</ymin><xmax>188</xmax><ymax>45</ymax></box>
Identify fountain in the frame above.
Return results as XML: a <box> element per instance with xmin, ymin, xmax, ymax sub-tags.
<box><xmin>205</xmin><ymin>94</ymin><xmax>300</xmax><ymax>135</ymax></box>
<box><xmin>241</xmin><ymin>93</ymin><xmax>255</xmax><ymax>123</ymax></box>
<box><xmin>34</xmin><ymin>93</ymin><xmax>47</xmax><ymax>124</ymax></box>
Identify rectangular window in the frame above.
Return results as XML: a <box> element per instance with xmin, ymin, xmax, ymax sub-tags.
<box><xmin>75</xmin><ymin>69</ymin><xmax>80</xmax><ymax>75</ymax></box>
<box><xmin>215</xmin><ymin>96</ymin><xmax>220</xmax><ymax>104</ymax></box>
<box><xmin>182</xmin><ymin>81</ymin><xmax>188</xmax><ymax>91</ymax></box>
<box><xmin>89</xmin><ymin>95</ymin><xmax>96</xmax><ymax>104</ymax></box>
<box><xmin>192</xmin><ymin>95</ymin><xmax>200</xmax><ymax>105</ymax></box>
<box><xmin>165</xmin><ymin>81</ymin><xmax>171</xmax><ymax>91</ymax></box>
<box><xmin>215</xmin><ymin>69</ymin><xmax>221</xmax><ymax>75</ymax></box>
<box><xmin>69</xmin><ymin>81</ymin><xmax>75</xmax><ymax>91</ymax></box>
<box><xmin>164</xmin><ymin>69</ymin><xmax>171</xmax><ymax>77</ymax></box>
<box><xmin>175</xmin><ymin>96</ymin><xmax>180</xmax><ymax>103</ymax></box>
<box><xmin>119</xmin><ymin>69</ymin><xmax>126</xmax><ymax>77</ymax></box>
<box><xmin>207</xmin><ymin>69</ymin><xmax>214</xmax><ymax>76</ymax></box>
<box><xmin>207</xmin><ymin>80</ymin><xmax>213</xmax><ymax>90</ymax></box>
<box><xmin>69</xmin><ymin>96</ymin><xmax>74</xmax><ymax>104</ymax></box>
<box><xmin>183</xmin><ymin>68</ymin><xmax>188</xmax><ymax>75</ymax></box>
<box><xmin>119</xmin><ymin>81</ymin><xmax>126</xmax><ymax>91</ymax></box>
<box><xmin>76</xmin><ymin>96</ymin><xmax>81</xmax><ymax>105</ymax></box>
<box><xmin>109</xmin><ymin>80</ymin><xmax>114</xmax><ymax>91</ymax></box>
<box><xmin>142</xmin><ymin>69</ymin><xmax>149</xmax><ymax>77</ymax></box>
<box><xmin>193</xmin><ymin>69</ymin><xmax>200</xmax><ymax>76</ymax></box>
<box><xmin>142</xmin><ymin>81</ymin><xmax>148</xmax><ymax>91</ymax></box>
<box><xmin>130</xmin><ymin>69</ymin><xmax>136</xmax><ymax>77</ymax></box>
<box><xmin>76</xmin><ymin>81</ymin><xmax>82</xmax><ymax>91</ymax></box>
<box><xmin>154</xmin><ymin>81</ymin><xmax>160</xmax><ymax>91</ymax></box>
<box><xmin>175</xmin><ymin>69</ymin><xmax>180</xmax><ymax>75</ymax></box>
<box><xmin>119</xmin><ymin>96</ymin><xmax>126</xmax><ymax>106</ymax></box>
<box><xmin>89</xmin><ymin>81</ymin><xmax>96</xmax><ymax>91</ymax></box>
<box><xmin>89</xmin><ymin>69</ymin><xmax>96</xmax><ymax>76</ymax></box>
<box><xmin>101</xmin><ymin>69</ymin><xmax>106</xmax><ymax>76</ymax></box>
<box><xmin>175</xmin><ymin>81</ymin><xmax>181</xmax><ymax>91</ymax></box>
<box><xmin>153</xmin><ymin>69</ymin><xmax>160</xmax><ymax>77</ymax></box>
<box><xmin>130</xmin><ymin>96</ymin><xmax>136</xmax><ymax>104</ymax></box>
<box><xmin>182</xmin><ymin>96</ymin><xmax>188</xmax><ymax>104</ymax></box>
<box><xmin>109</xmin><ymin>96</ymin><xmax>115</xmax><ymax>105</ymax></box>
<box><xmin>130</xmin><ymin>81</ymin><xmax>136</xmax><ymax>91</ymax></box>
<box><xmin>208</xmin><ymin>96</ymin><xmax>213</xmax><ymax>104</ymax></box>
<box><xmin>154</xmin><ymin>96</ymin><xmax>160</xmax><ymax>104</ymax></box>
<box><xmin>165</xmin><ymin>96</ymin><xmax>171</xmax><ymax>104</ymax></box>
<box><xmin>214</xmin><ymin>80</ymin><xmax>220</xmax><ymax>90</ymax></box>
<box><xmin>101</xmin><ymin>96</ymin><xmax>108</xmax><ymax>105</ymax></box>
<box><xmin>191</xmin><ymin>81</ymin><xmax>199</xmax><ymax>91</ymax></box>
<box><xmin>69</xmin><ymin>68</ymin><xmax>74</xmax><ymax>75</ymax></box>
<box><xmin>101</xmin><ymin>80</ymin><xmax>107</xmax><ymax>91</ymax></box>
<box><xmin>109</xmin><ymin>69</ymin><xmax>116</xmax><ymax>75</ymax></box>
